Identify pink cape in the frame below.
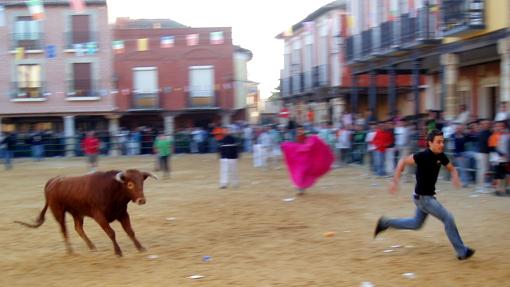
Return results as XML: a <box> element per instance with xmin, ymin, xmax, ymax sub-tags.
<box><xmin>281</xmin><ymin>135</ymin><xmax>334</xmax><ymax>189</ymax></box>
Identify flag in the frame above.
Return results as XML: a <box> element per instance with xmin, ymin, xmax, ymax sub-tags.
<box><xmin>160</xmin><ymin>36</ymin><xmax>174</xmax><ymax>48</ymax></box>
<box><xmin>73</xmin><ymin>43</ymin><xmax>84</xmax><ymax>56</ymax></box>
<box><xmin>86</xmin><ymin>42</ymin><xmax>97</xmax><ymax>55</ymax></box>
<box><xmin>0</xmin><ymin>5</ymin><xmax>5</xmax><ymax>27</ymax></box>
<box><xmin>303</xmin><ymin>21</ymin><xmax>314</xmax><ymax>33</ymax></box>
<box><xmin>112</xmin><ymin>40</ymin><xmax>124</xmax><ymax>54</ymax></box>
<box><xmin>26</xmin><ymin>0</ymin><xmax>44</xmax><ymax>20</ymax></box>
<box><xmin>210</xmin><ymin>32</ymin><xmax>224</xmax><ymax>45</ymax></box>
<box><xmin>69</xmin><ymin>0</ymin><xmax>85</xmax><ymax>13</ymax></box>
<box><xmin>46</xmin><ymin>45</ymin><xmax>56</xmax><ymax>59</ymax></box>
<box><xmin>137</xmin><ymin>38</ymin><xmax>148</xmax><ymax>51</ymax></box>
<box><xmin>187</xmin><ymin>34</ymin><xmax>198</xmax><ymax>46</ymax></box>
<box><xmin>15</xmin><ymin>47</ymin><xmax>24</xmax><ymax>60</ymax></box>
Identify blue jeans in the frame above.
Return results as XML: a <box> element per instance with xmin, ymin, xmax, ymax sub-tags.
<box><xmin>32</xmin><ymin>145</ymin><xmax>44</xmax><ymax>161</ymax></box>
<box><xmin>382</xmin><ymin>195</ymin><xmax>469</xmax><ymax>257</ymax></box>
<box><xmin>4</xmin><ymin>150</ymin><xmax>13</xmax><ymax>170</ymax></box>
<box><xmin>374</xmin><ymin>150</ymin><xmax>386</xmax><ymax>176</ymax></box>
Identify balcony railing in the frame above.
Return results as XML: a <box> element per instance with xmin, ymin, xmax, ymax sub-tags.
<box><xmin>380</xmin><ymin>21</ymin><xmax>394</xmax><ymax>51</ymax></box>
<box><xmin>187</xmin><ymin>91</ymin><xmax>218</xmax><ymax>108</ymax></box>
<box><xmin>361</xmin><ymin>29</ymin><xmax>372</xmax><ymax>58</ymax></box>
<box><xmin>133</xmin><ymin>92</ymin><xmax>160</xmax><ymax>109</ymax></box>
<box><xmin>400</xmin><ymin>7</ymin><xmax>441</xmax><ymax>48</ymax></box>
<box><xmin>10</xmin><ymin>82</ymin><xmax>46</xmax><ymax>99</ymax></box>
<box><xmin>67</xmin><ymin>79</ymin><xmax>98</xmax><ymax>97</ymax></box>
<box><xmin>318</xmin><ymin>64</ymin><xmax>328</xmax><ymax>87</ymax></box>
<box><xmin>282</xmin><ymin>77</ymin><xmax>291</xmax><ymax>97</ymax></box>
<box><xmin>304</xmin><ymin>70</ymin><xmax>313</xmax><ymax>92</ymax></box>
<box><xmin>10</xmin><ymin>33</ymin><xmax>44</xmax><ymax>50</ymax></box>
<box><xmin>291</xmin><ymin>72</ymin><xmax>302</xmax><ymax>94</ymax></box>
<box><xmin>65</xmin><ymin>31</ymin><xmax>99</xmax><ymax>49</ymax></box>
<box><xmin>345</xmin><ymin>36</ymin><xmax>354</xmax><ymax>62</ymax></box>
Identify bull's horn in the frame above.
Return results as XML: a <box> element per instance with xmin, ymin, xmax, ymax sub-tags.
<box><xmin>115</xmin><ymin>171</ymin><xmax>124</xmax><ymax>183</ymax></box>
<box><xmin>143</xmin><ymin>172</ymin><xmax>159</xmax><ymax>180</ymax></box>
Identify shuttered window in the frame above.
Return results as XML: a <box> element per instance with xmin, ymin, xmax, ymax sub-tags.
<box><xmin>73</xmin><ymin>63</ymin><xmax>92</xmax><ymax>96</ymax></box>
<box><xmin>72</xmin><ymin>15</ymin><xmax>90</xmax><ymax>44</ymax></box>
<box><xmin>189</xmin><ymin>66</ymin><xmax>214</xmax><ymax>97</ymax></box>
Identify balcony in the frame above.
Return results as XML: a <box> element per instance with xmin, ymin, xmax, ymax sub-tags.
<box><xmin>133</xmin><ymin>92</ymin><xmax>161</xmax><ymax>109</ymax></box>
<box><xmin>281</xmin><ymin>77</ymin><xmax>291</xmax><ymax>97</ymax></box>
<box><xmin>67</xmin><ymin>79</ymin><xmax>99</xmax><ymax>98</ymax></box>
<box><xmin>400</xmin><ymin>7</ymin><xmax>441</xmax><ymax>49</ymax></box>
<box><xmin>10</xmin><ymin>33</ymin><xmax>44</xmax><ymax>50</ymax></box>
<box><xmin>65</xmin><ymin>31</ymin><xmax>99</xmax><ymax>49</ymax></box>
<box><xmin>303</xmin><ymin>70</ymin><xmax>313</xmax><ymax>92</ymax></box>
<box><xmin>361</xmin><ymin>29</ymin><xmax>373</xmax><ymax>59</ymax></box>
<box><xmin>291</xmin><ymin>72</ymin><xmax>302</xmax><ymax>94</ymax></box>
<box><xmin>345</xmin><ymin>36</ymin><xmax>354</xmax><ymax>62</ymax></box>
<box><xmin>10</xmin><ymin>82</ymin><xmax>46</xmax><ymax>101</ymax></box>
<box><xmin>186</xmin><ymin>90</ymin><xmax>219</xmax><ymax>109</ymax></box>
<box><xmin>318</xmin><ymin>65</ymin><xmax>328</xmax><ymax>87</ymax></box>
<box><xmin>441</xmin><ymin>0</ymin><xmax>485</xmax><ymax>37</ymax></box>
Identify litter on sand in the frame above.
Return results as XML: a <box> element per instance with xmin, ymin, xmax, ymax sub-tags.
<box><xmin>283</xmin><ymin>197</ymin><xmax>296</xmax><ymax>202</ymax></box>
<box><xmin>202</xmin><ymin>256</ymin><xmax>212</xmax><ymax>262</ymax></box>
<box><xmin>402</xmin><ymin>273</ymin><xmax>416</xmax><ymax>279</ymax></box>
<box><xmin>187</xmin><ymin>275</ymin><xmax>205</xmax><ymax>279</ymax></box>
<box><xmin>360</xmin><ymin>281</ymin><xmax>375</xmax><ymax>287</ymax></box>
<box><xmin>146</xmin><ymin>255</ymin><xmax>159</xmax><ymax>259</ymax></box>
<box><xmin>323</xmin><ymin>231</ymin><xmax>336</xmax><ymax>237</ymax></box>
<box><xmin>469</xmin><ymin>194</ymin><xmax>480</xmax><ymax>198</ymax></box>
<box><xmin>383</xmin><ymin>249</ymin><xmax>394</xmax><ymax>253</ymax></box>
<box><xmin>391</xmin><ymin>245</ymin><xmax>402</xmax><ymax>248</ymax></box>
<box><xmin>166</xmin><ymin>217</ymin><xmax>176</xmax><ymax>221</ymax></box>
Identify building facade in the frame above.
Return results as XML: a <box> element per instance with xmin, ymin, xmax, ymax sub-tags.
<box><xmin>345</xmin><ymin>0</ymin><xmax>510</xmax><ymax>121</ymax></box>
<box><xmin>113</xmin><ymin>18</ymin><xmax>253</xmax><ymax>135</ymax></box>
<box><xmin>0</xmin><ymin>0</ymin><xmax>115</xmax><ymax>154</ymax></box>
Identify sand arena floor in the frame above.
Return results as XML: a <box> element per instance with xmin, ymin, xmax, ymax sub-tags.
<box><xmin>0</xmin><ymin>154</ymin><xmax>509</xmax><ymax>286</ymax></box>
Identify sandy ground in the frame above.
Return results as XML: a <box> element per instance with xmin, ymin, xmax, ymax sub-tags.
<box><xmin>0</xmin><ymin>154</ymin><xmax>509</xmax><ymax>287</ymax></box>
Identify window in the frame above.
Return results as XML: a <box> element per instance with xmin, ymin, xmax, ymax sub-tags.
<box><xmin>14</xmin><ymin>16</ymin><xmax>40</xmax><ymax>49</ymax></box>
<box><xmin>189</xmin><ymin>66</ymin><xmax>214</xmax><ymax>97</ymax></box>
<box><xmin>16</xmin><ymin>64</ymin><xmax>42</xmax><ymax>98</ymax></box>
<box><xmin>71</xmin><ymin>63</ymin><xmax>92</xmax><ymax>97</ymax></box>
<box><xmin>133</xmin><ymin>67</ymin><xmax>158</xmax><ymax>109</ymax></box>
<box><xmin>71</xmin><ymin>15</ymin><xmax>91</xmax><ymax>45</ymax></box>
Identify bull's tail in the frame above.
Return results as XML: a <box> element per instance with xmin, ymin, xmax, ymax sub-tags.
<box><xmin>14</xmin><ymin>202</ymin><xmax>48</xmax><ymax>228</ymax></box>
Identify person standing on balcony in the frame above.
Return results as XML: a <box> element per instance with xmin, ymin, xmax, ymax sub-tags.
<box><xmin>374</xmin><ymin>130</ymin><xmax>475</xmax><ymax>261</ymax></box>
<box><xmin>81</xmin><ymin>131</ymin><xmax>100</xmax><ymax>172</ymax></box>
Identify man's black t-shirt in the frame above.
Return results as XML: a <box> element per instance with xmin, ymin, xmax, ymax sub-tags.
<box><xmin>413</xmin><ymin>148</ymin><xmax>449</xmax><ymax>195</ymax></box>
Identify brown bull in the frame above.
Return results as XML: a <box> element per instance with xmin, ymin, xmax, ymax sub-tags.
<box><xmin>15</xmin><ymin>169</ymin><xmax>158</xmax><ymax>257</ymax></box>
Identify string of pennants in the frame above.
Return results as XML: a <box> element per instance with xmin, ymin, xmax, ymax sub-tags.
<box><xmin>12</xmin><ymin>31</ymin><xmax>225</xmax><ymax>60</ymax></box>
<box><xmin>112</xmin><ymin>31</ymin><xmax>225</xmax><ymax>54</ymax></box>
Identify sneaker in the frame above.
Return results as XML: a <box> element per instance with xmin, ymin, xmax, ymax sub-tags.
<box><xmin>374</xmin><ymin>217</ymin><xmax>388</xmax><ymax>238</ymax></box>
<box><xmin>457</xmin><ymin>248</ymin><xmax>475</xmax><ymax>260</ymax></box>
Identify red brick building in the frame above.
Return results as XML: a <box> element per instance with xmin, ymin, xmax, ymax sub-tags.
<box><xmin>113</xmin><ymin>18</ymin><xmax>252</xmax><ymax>134</ymax></box>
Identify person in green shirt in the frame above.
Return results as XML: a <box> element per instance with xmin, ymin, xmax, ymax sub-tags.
<box><xmin>153</xmin><ymin>133</ymin><xmax>172</xmax><ymax>179</ymax></box>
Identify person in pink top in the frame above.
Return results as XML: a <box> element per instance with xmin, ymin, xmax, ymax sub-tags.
<box><xmin>82</xmin><ymin>131</ymin><xmax>100</xmax><ymax>172</ymax></box>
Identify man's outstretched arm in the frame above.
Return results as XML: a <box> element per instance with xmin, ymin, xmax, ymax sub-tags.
<box><xmin>390</xmin><ymin>155</ymin><xmax>416</xmax><ymax>194</ymax></box>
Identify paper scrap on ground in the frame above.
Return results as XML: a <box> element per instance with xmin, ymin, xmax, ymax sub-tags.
<box><xmin>402</xmin><ymin>272</ymin><xmax>416</xmax><ymax>279</ymax></box>
<box><xmin>391</xmin><ymin>245</ymin><xmax>402</xmax><ymax>248</ymax></box>
<box><xmin>146</xmin><ymin>255</ymin><xmax>159</xmax><ymax>259</ymax></box>
<box><xmin>360</xmin><ymin>281</ymin><xmax>375</xmax><ymax>287</ymax></box>
<box><xmin>283</xmin><ymin>197</ymin><xmax>296</xmax><ymax>202</ymax></box>
<box><xmin>383</xmin><ymin>249</ymin><xmax>394</xmax><ymax>253</ymax></box>
<box><xmin>187</xmin><ymin>275</ymin><xmax>205</xmax><ymax>279</ymax></box>
<box><xmin>166</xmin><ymin>217</ymin><xmax>176</xmax><ymax>221</ymax></box>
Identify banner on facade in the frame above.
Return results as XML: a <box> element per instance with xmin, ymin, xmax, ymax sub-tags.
<box><xmin>73</xmin><ymin>43</ymin><xmax>84</xmax><ymax>56</ymax></box>
<box><xmin>160</xmin><ymin>36</ymin><xmax>174</xmax><ymax>48</ymax></box>
<box><xmin>69</xmin><ymin>0</ymin><xmax>86</xmax><ymax>13</ymax></box>
<box><xmin>187</xmin><ymin>34</ymin><xmax>199</xmax><ymax>46</ymax></box>
<box><xmin>210</xmin><ymin>32</ymin><xmax>224</xmax><ymax>45</ymax></box>
<box><xmin>137</xmin><ymin>38</ymin><xmax>148</xmax><ymax>51</ymax></box>
<box><xmin>86</xmin><ymin>42</ymin><xmax>97</xmax><ymax>55</ymax></box>
<box><xmin>27</xmin><ymin>0</ymin><xmax>45</xmax><ymax>20</ymax></box>
<box><xmin>112</xmin><ymin>40</ymin><xmax>124</xmax><ymax>54</ymax></box>
<box><xmin>15</xmin><ymin>47</ymin><xmax>25</xmax><ymax>60</ymax></box>
<box><xmin>46</xmin><ymin>45</ymin><xmax>56</xmax><ymax>59</ymax></box>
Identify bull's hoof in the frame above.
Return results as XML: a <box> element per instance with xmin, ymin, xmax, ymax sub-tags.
<box><xmin>137</xmin><ymin>246</ymin><xmax>147</xmax><ymax>252</ymax></box>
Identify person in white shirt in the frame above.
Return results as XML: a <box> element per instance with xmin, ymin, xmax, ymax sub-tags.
<box><xmin>494</xmin><ymin>102</ymin><xmax>508</xmax><ymax>122</ymax></box>
<box><xmin>456</xmin><ymin>104</ymin><xmax>471</xmax><ymax>124</ymax></box>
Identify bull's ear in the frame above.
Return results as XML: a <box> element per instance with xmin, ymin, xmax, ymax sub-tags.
<box><xmin>142</xmin><ymin>172</ymin><xmax>159</xmax><ymax>181</ymax></box>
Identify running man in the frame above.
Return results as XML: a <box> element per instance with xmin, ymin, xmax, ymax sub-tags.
<box><xmin>374</xmin><ymin>129</ymin><xmax>475</xmax><ymax>260</ymax></box>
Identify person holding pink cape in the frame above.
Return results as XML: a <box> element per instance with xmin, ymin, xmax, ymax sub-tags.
<box><xmin>281</xmin><ymin>127</ymin><xmax>334</xmax><ymax>195</ymax></box>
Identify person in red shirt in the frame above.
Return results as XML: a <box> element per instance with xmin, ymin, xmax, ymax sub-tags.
<box><xmin>82</xmin><ymin>131</ymin><xmax>100</xmax><ymax>172</ymax></box>
<box><xmin>372</xmin><ymin>121</ymin><xmax>392</xmax><ymax>176</ymax></box>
